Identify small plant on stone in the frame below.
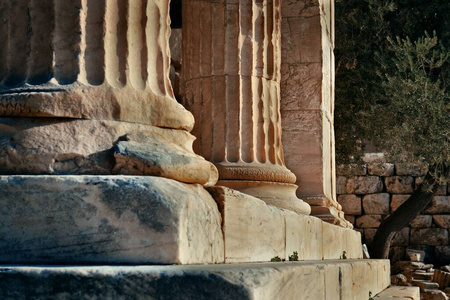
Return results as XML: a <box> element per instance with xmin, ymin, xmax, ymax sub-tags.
<box><xmin>288</xmin><ymin>251</ymin><xmax>299</xmax><ymax>261</ymax></box>
<box><xmin>368</xmin><ymin>291</ymin><xmax>374</xmax><ymax>300</ymax></box>
<box><xmin>270</xmin><ymin>256</ymin><xmax>282</xmax><ymax>262</ymax></box>
<box><xmin>342</xmin><ymin>251</ymin><xmax>347</xmax><ymax>260</ymax></box>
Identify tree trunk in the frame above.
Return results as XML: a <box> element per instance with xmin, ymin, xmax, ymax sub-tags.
<box><xmin>370</xmin><ymin>171</ymin><xmax>439</xmax><ymax>259</ymax></box>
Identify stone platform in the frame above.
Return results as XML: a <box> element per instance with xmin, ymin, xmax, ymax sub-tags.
<box><xmin>0</xmin><ymin>260</ymin><xmax>390</xmax><ymax>300</ymax></box>
<box><xmin>0</xmin><ymin>175</ymin><xmax>363</xmax><ymax>265</ymax></box>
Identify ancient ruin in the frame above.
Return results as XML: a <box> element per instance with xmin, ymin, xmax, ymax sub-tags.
<box><xmin>0</xmin><ymin>0</ymin><xmax>420</xmax><ymax>298</ymax></box>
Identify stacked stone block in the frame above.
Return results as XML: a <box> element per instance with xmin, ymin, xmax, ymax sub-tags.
<box><xmin>337</xmin><ymin>163</ymin><xmax>450</xmax><ymax>265</ymax></box>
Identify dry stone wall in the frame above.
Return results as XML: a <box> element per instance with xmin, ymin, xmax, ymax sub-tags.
<box><xmin>337</xmin><ymin>163</ymin><xmax>450</xmax><ymax>265</ymax></box>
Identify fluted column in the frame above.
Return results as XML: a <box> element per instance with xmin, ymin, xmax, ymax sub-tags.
<box><xmin>0</xmin><ymin>0</ymin><xmax>192</xmax><ymax>130</ymax></box>
<box><xmin>182</xmin><ymin>0</ymin><xmax>311</xmax><ymax>214</ymax></box>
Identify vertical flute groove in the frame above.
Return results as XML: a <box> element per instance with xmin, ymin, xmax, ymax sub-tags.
<box><xmin>146</xmin><ymin>0</ymin><xmax>164</xmax><ymax>96</ymax></box>
<box><xmin>0</xmin><ymin>0</ymin><xmax>11</xmax><ymax>84</ymax></box>
<box><xmin>4</xmin><ymin>0</ymin><xmax>30</xmax><ymax>87</ymax></box>
<box><xmin>128</xmin><ymin>0</ymin><xmax>146</xmax><ymax>89</ymax></box>
<box><xmin>54</xmin><ymin>0</ymin><xmax>82</xmax><ymax>85</ymax></box>
<box><xmin>27</xmin><ymin>0</ymin><xmax>54</xmax><ymax>85</ymax></box>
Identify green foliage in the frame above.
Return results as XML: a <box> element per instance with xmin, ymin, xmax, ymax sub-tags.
<box><xmin>335</xmin><ymin>0</ymin><xmax>450</xmax><ymax>180</ymax></box>
<box><xmin>288</xmin><ymin>251</ymin><xmax>299</xmax><ymax>261</ymax></box>
<box><xmin>270</xmin><ymin>256</ymin><xmax>282</xmax><ymax>262</ymax></box>
<box><xmin>342</xmin><ymin>251</ymin><xmax>347</xmax><ymax>260</ymax></box>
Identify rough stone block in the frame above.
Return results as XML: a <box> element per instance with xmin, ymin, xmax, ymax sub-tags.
<box><xmin>356</xmin><ymin>215</ymin><xmax>383</xmax><ymax>228</ymax></box>
<box><xmin>0</xmin><ymin>259</ymin><xmax>391</xmax><ymax>300</ymax></box>
<box><xmin>410</xmin><ymin>229</ymin><xmax>448</xmax><ymax>246</ymax></box>
<box><xmin>344</xmin><ymin>215</ymin><xmax>355</xmax><ymax>225</ymax></box>
<box><xmin>391</xmin><ymin>195</ymin><xmax>411</xmax><ymax>212</ymax></box>
<box><xmin>389</xmin><ymin>247</ymin><xmax>407</xmax><ymax>265</ymax></box>
<box><xmin>385</xmin><ymin>176</ymin><xmax>414</xmax><ymax>194</ymax></box>
<box><xmin>410</xmin><ymin>215</ymin><xmax>433</xmax><ymax>228</ymax></box>
<box><xmin>375</xmin><ymin>286</ymin><xmax>420</xmax><ymax>300</ymax></box>
<box><xmin>208</xmin><ymin>187</ymin><xmax>285</xmax><ymax>263</ymax></box>
<box><xmin>436</xmin><ymin>183</ymin><xmax>448</xmax><ymax>196</ymax></box>
<box><xmin>337</xmin><ymin>194</ymin><xmax>362</xmax><ymax>215</ymax></box>
<box><xmin>336</xmin><ymin>176</ymin><xmax>347</xmax><ymax>194</ymax></box>
<box><xmin>321</xmin><ymin>223</ymin><xmax>362</xmax><ymax>259</ymax></box>
<box><xmin>285</xmin><ymin>212</ymin><xmax>323</xmax><ymax>261</ymax></box>
<box><xmin>391</xmin><ymin>228</ymin><xmax>410</xmax><ymax>246</ymax></box>
<box><xmin>395</xmin><ymin>163</ymin><xmax>429</xmax><ymax>176</ymax></box>
<box><xmin>368</xmin><ymin>163</ymin><xmax>395</xmax><ymax>176</ymax></box>
<box><xmin>346</xmin><ymin>176</ymin><xmax>384</xmax><ymax>194</ymax></box>
<box><xmin>435</xmin><ymin>246</ymin><xmax>450</xmax><ymax>266</ymax></box>
<box><xmin>433</xmin><ymin>216</ymin><xmax>450</xmax><ymax>229</ymax></box>
<box><xmin>364</xmin><ymin>229</ymin><xmax>377</xmax><ymax>244</ymax></box>
<box><xmin>0</xmin><ymin>176</ymin><xmax>224</xmax><ymax>264</ymax></box>
<box><xmin>424</xmin><ymin>197</ymin><xmax>450</xmax><ymax>214</ymax></box>
<box><xmin>336</xmin><ymin>164</ymin><xmax>367</xmax><ymax>176</ymax></box>
<box><xmin>362</xmin><ymin>194</ymin><xmax>390</xmax><ymax>215</ymax></box>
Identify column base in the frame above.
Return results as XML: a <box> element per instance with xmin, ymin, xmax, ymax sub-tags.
<box><xmin>306</xmin><ymin>196</ymin><xmax>353</xmax><ymax>228</ymax></box>
<box><xmin>217</xmin><ymin>180</ymin><xmax>311</xmax><ymax>215</ymax></box>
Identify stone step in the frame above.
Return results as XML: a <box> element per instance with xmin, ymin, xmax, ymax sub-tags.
<box><xmin>411</xmin><ymin>279</ymin><xmax>440</xmax><ymax>292</ymax></box>
<box><xmin>0</xmin><ymin>260</ymin><xmax>390</xmax><ymax>300</ymax></box>
<box><xmin>374</xmin><ymin>286</ymin><xmax>420</xmax><ymax>300</ymax></box>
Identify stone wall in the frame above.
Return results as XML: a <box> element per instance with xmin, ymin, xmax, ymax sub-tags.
<box><xmin>337</xmin><ymin>163</ymin><xmax>450</xmax><ymax>265</ymax></box>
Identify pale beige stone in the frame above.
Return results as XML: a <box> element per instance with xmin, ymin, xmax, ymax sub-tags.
<box><xmin>0</xmin><ymin>259</ymin><xmax>391</xmax><ymax>300</ymax></box>
<box><xmin>0</xmin><ymin>0</ymin><xmax>193</xmax><ymax>130</ymax></box>
<box><xmin>375</xmin><ymin>286</ymin><xmax>420</xmax><ymax>300</ymax></box>
<box><xmin>208</xmin><ymin>186</ymin><xmax>286</xmax><ymax>263</ymax></box>
<box><xmin>0</xmin><ymin>175</ymin><xmax>224</xmax><ymax>264</ymax></box>
<box><xmin>182</xmin><ymin>0</ymin><xmax>310</xmax><ymax>215</ymax></box>
<box><xmin>280</xmin><ymin>0</ymin><xmax>348</xmax><ymax>225</ymax></box>
<box><xmin>363</xmin><ymin>193</ymin><xmax>390</xmax><ymax>215</ymax></box>
<box><xmin>0</xmin><ymin>119</ymin><xmax>218</xmax><ymax>186</ymax></box>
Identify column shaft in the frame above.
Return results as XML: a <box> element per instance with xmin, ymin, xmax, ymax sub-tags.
<box><xmin>182</xmin><ymin>0</ymin><xmax>310</xmax><ymax>214</ymax></box>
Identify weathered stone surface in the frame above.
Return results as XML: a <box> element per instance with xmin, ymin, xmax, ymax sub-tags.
<box><xmin>182</xmin><ymin>0</ymin><xmax>311</xmax><ymax>215</ymax></box>
<box><xmin>424</xmin><ymin>197</ymin><xmax>450</xmax><ymax>214</ymax></box>
<box><xmin>410</xmin><ymin>229</ymin><xmax>448</xmax><ymax>246</ymax></box>
<box><xmin>395</xmin><ymin>163</ymin><xmax>429</xmax><ymax>176</ymax></box>
<box><xmin>362</xmin><ymin>193</ymin><xmax>390</xmax><ymax>215</ymax></box>
<box><xmin>435</xmin><ymin>246</ymin><xmax>450</xmax><ymax>266</ymax></box>
<box><xmin>391</xmin><ymin>195</ymin><xmax>411</xmax><ymax>212</ymax></box>
<box><xmin>436</xmin><ymin>183</ymin><xmax>448</xmax><ymax>196</ymax></box>
<box><xmin>344</xmin><ymin>215</ymin><xmax>355</xmax><ymax>225</ymax></box>
<box><xmin>337</xmin><ymin>194</ymin><xmax>362</xmax><ymax>215</ymax></box>
<box><xmin>0</xmin><ymin>119</ymin><xmax>217</xmax><ymax>186</ymax></box>
<box><xmin>375</xmin><ymin>286</ymin><xmax>420</xmax><ymax>300</ymax></box>
<box><xmin>336</xmin><ymin>176</ymin><xmax>347</xmax><ymax>194</ymax></box>
<box><xmin>208</xmin><ymin>186</ymin><xmax>286</xmax><ymax>263</ymax></box>
<box><xmin>209</xmin><ymin>186</ymin><xmax>361</xmax><ymax>262</ymax></box>
<box><xmin>356</xmin><ymin>215</ymin><xmax>383</xmax><ymax>228</ymax></box>
<box><xmin>0</xmin><ymin>260</ymin><xmax>390</xmax><ymax>300</ymax></box>
<box><xmin>385</xmin><ymin>176</ymin><xmax>415</xmax><ymax>194</ymax></box>
<box><xmin>368</xmin><ymin>163</ymin><xmax>395</xmax><ymax>176</ymax></box>
<box><xmin>411</xmin><ymin>215</ymin><xmax>433</xmax><ymax>228</ymax></box>
<box><xmin>433</xmin><ymin>216</ymin><xmax>450</xmax><ymax>229</ymax></box>
<box><xmin>337</xmin><ymin>164</ymin><xmax>367</xmax><ymax>176</ymax></box>
<box><xmin>0</xmin><ymin>1</ymin><xmax>194</xmax><ymax>130</ymax></box>
<box><xmin>391</xmin><ymin>228</ymin><xmax>410</xmax><ymax>247</ymax></box>
<box><xmin>0</xmin><ymin>176</ymin><xmax>224</xmax><ymax>264</ymax></box>
<box><xmin>113</xmin><ymin>133</ymin><xmax>218</xmax><ymax>186</ymax></box>
<box><xmin>389</xmin><ymin>247</ymin><xmax>407</xmax><ymax>265</ymax></box>
<box><xmin>423</xmin><ymin>290</ymin><xmax>449</xmax><ymax>300</ymax></box>
<box><xmin>346</xmin><ymin>176</ymin><xmax>384</xmax><ymax>194</ymax></box>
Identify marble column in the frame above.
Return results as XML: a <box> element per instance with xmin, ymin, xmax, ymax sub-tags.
<box><xmin>0</xmin><ymin>0</ymin><xmax>218</xmax><ymax>186</ymax></box>
<box><xmin>0</xmin><ymin>0</ymin><xmax>191</xmax><ymax>129</ymax></box>
<box><xmin>182</xmin><ymin>0</ymin><xmax>311</xmax><ymax>215</ymax></box>
<box><xmin>280</xmin><ymin>0</ymin><xmax>350</xmax><ymax>227</ymax></box>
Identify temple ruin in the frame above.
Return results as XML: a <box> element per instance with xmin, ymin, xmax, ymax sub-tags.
<box><xmin>0</xmin><ymin>0</ymin><xmax>419</xmax><ymax>298</ymax></box>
